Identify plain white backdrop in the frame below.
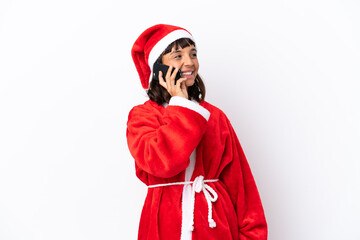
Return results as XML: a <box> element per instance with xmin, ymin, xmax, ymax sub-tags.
<box><xmin>1</xmin><ymin>0</ymin><xmax>359</xmax><ymax>239</ymax></box>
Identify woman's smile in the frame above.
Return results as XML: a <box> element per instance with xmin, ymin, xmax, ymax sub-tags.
<box><xmin>181</xmin><ymin>70</ymin><xmax>194</xmax><ymax>78</ymax></box>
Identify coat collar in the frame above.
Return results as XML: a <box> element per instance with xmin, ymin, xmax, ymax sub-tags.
<box><xmin>145</xmin><ymin>98</ymin><xmax>208</xmax><ymax>114</ymax></box>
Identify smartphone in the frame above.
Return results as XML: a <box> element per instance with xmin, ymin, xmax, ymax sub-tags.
<box><xmin>153</xmin><ymin>62</ymin><xmax>182</xmax><ymax>84</ymax></box>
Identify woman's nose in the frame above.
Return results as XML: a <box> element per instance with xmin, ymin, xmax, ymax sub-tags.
<box><xmin>183</xmin><ymin>55</ymin><xmax>194</xmax><ymax>66</ymax></box>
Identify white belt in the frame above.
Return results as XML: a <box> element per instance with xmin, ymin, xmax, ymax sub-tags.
<box><xmin>148</xmin><ymin>175</ymin><xmax>218</xmax><ymax>231</ymax></box>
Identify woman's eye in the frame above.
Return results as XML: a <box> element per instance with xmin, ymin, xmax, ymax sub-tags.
<box><xmin>174</xmin><ymin>55</ymin><xmax>181</xmax><ymax>59</ymax></box>
<box><xmin>192</xmin><ymin>53</ymin><xmax>197</xmax><ymax>57</ymax></box>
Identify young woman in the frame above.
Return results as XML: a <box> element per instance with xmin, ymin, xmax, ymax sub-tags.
<box><xmin>127</xmin><ymin>24</ymin><xmax>267</xmax><ymax>240</ymax></box>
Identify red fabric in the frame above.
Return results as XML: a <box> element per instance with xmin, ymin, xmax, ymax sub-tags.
<box><xmin>126</xmin><ymin>99</ymin><xmax>267</xmax><ymax>240</ymax></box>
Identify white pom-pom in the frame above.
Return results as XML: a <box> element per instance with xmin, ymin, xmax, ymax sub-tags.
<box><xmin>209</xmin><ymin>219</ymin><xmax>216</xmax><ymax>228</ymax></box>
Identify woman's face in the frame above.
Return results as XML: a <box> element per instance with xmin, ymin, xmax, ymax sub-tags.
<box><xmin>161</xmin><ymin>44</ymin><xmax>199</xmax><ymax>87</ymax></box>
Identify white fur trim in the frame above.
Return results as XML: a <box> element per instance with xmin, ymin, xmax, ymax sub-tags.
<box><xmin>180</xmin><ymin>149</ymin><xmax>196</xmax><ymax>240</ymax></box>
<box><xmin>181</xmin><ymin>184</ymin><xmax>193</xmax><ymax>240</ymax></box>
<box><xmin>148</xmin><ymin>30</ymin><xmax>195</xmax><ymax>84</ymax></box>
<box><xmin>185</xmin><ymin>149</ymin><xmax>196</xmax><ymax>182</ymax></box>
<box><xmin>169</xmin><ymin>96</ymin><xmax>210</xmax><ymax>121</ymax></box>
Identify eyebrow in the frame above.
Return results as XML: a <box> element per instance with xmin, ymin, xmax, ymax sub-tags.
<box><xmin>170</xmin><ymin>50</ymin><xmax>182</xmax><ymax>55</ymax></box>
<box><xmin>170</xmin><ymin>48</ymin><xmax>197</xmax><ymax>55</ymax></box>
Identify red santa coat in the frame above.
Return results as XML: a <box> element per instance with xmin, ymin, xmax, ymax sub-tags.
<box><xmin>126</xmin><ymin>96</ymin><xmax>267</xmax><ymax>240</ymax></box>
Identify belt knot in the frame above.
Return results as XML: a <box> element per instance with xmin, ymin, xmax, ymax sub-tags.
<box><xmin>147</xmin><ymin>175</ymin><xmax>219</xmax><ymax>231</ymax></box>
<box><xmin>189</xmin><ymin>175</ymin><xmax>218</xmax><ymax>231</ymax></box>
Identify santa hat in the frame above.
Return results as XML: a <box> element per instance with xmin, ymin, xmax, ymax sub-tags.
<box><xmin>131</xmin><ymin>24</ymin><xmax>195</xmax><ymax>89</ymax></box>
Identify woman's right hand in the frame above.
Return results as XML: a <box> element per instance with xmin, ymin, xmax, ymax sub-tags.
<box><xmin>158</xmin><ymin>65</ymin><xmax>189</xmax><ymax>99</ymax></box>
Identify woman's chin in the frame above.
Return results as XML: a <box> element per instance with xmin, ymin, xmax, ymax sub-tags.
<box><xmin>185</xmin><ymin>78</ymin><xmax>195</xmax><ymax>87</ymax></box>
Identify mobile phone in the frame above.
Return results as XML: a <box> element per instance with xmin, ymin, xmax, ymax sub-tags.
<box><xmin>153</xmin><ymin>62</ymin><xmax>182</xmax><ymax>84</ymax></box>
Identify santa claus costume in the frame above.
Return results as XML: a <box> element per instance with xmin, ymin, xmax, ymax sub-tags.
<box><xmin>127</xmin><ymin>24</ymin><xmax>267</xmax><ymax>240</ymax></box>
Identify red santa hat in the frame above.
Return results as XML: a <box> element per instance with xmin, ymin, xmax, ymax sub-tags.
<box><xmin>131</xmin><ymin>24</ymin><xmax>195</xmax><ymax>89</ymax></box>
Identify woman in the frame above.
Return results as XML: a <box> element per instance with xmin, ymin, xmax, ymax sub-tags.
<box><xmin>127</xmin><ymin>24</ymin><xmax>267</xmax><ymax>240</ymax></box>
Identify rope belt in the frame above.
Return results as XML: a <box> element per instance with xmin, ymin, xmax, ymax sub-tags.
<box><xmin>148</xmin><ymin>175</ymin><xmax>219</xmax><ymax>231</ymax></box>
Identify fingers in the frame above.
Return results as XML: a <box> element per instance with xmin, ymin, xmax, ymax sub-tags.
<box><xmin>168</xmin><ymin>65</ymin><xmax>178</xmax><ymax>87</ymax></box>
<box><xmin>175</xmin><ymin>77</ymin><xmax>187</xmax><ymax>89</ymax></box>
<box><xmin>160</xmin><ymin>66</ymin><xmax>180</xmax><ymax>89</ymax></box>
<box><xmin>158</xmin><ymin>71</ymin><xmax>167</xmax><ymax>89</ymax></box>
<box><xmin>165</xmin><ymin>65</ymin><xmax>172</xmax><ymax>81</ymax></box>
<box><xmin>158</xmin><ymin>66</ymin><xmax>188</xmax><ymax>98</ymax></box>
<box><xmin>177</xmin><ymin>78</ymin><xmax>189</xmax><ymax>99</ymax></box>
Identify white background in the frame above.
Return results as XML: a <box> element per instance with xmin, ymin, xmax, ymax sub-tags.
<box><xmin>1</xmin><ymin>0</ymin><xmax>359</xmax><ymax>239</ymax></box>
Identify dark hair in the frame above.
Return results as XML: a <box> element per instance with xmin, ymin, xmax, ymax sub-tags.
<box><xmin>146</xmin><ymin>38</ymin><xmax>206</xmax><ymax>105</ymax></box>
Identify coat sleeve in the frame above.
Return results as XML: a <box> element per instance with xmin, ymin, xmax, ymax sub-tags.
<box><xmin>126</xmin><ymin>97</ymin><xmax>210</xmax><ymax>179</ymax></box>
<box><xmin>219</xmin><ymin>117</ymin><xmax>268</xmax><ymax>240</ymax></box>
